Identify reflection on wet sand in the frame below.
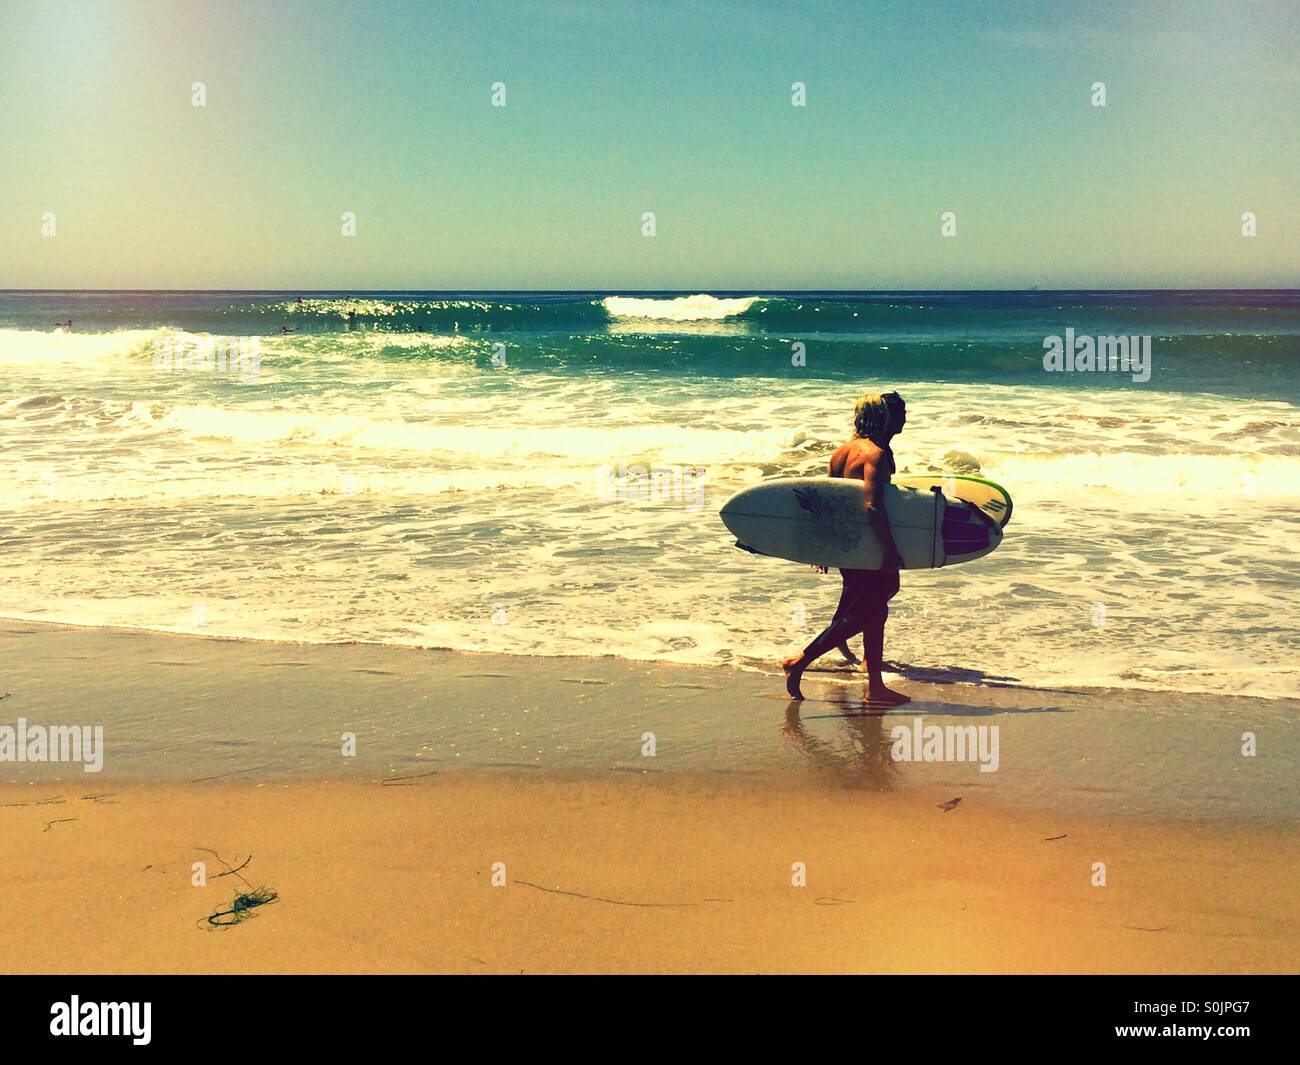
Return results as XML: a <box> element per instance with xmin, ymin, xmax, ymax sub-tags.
<box><xmin>781</xmin><ymin>693</ymin><xmax>904</xmax><ymax>791</ymax></box>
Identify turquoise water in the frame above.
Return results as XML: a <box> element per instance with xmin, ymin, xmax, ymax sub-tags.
<box><xmin>2</xmin><ymin>291</ymin><xmax>1298</xmax><ymax>699</ymax></box>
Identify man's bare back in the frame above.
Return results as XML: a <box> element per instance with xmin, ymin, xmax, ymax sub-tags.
<box><xmin>828</xmin><ymin>437</ymin><xmax>893</xmax><ymax>495</ymax></box>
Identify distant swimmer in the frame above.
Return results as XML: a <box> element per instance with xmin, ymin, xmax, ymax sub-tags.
<box><xmin>279</xmin><ymin>325</ymin><xmax>295</xmax><ymax>334</ymax></box>
<box><xmin>53</xmin><ymin>319</ymin><xmax>73</xmax><ymax>329</ymax></box>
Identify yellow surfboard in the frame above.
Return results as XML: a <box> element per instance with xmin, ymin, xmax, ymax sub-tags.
<box><xmin>892</xmin><ymin>473</ymin><xmax>1013</xmax><ymax>528</ymax></box>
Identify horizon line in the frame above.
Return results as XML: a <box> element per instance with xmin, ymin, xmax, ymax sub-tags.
<box><xmin>3</xmin><ymin>287</ymin><xmax>1300</xmax><ymax>295</ymax></box>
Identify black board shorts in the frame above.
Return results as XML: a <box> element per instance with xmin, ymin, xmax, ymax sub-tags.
<box><xmin>839</xmin><ymin>567</ymin><xmax>900</xmax><ymax>612</ymax></box>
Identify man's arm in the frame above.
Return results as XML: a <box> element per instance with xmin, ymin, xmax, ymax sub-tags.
<box><xmin>863</xmin><ymin>454</ymin><xmax>904</xmax><ymax>570</ymax></box>
<box><xmin>811</xmin><ymin>447</ymin><xmax>848</xmax><ymax>573</ymax></box>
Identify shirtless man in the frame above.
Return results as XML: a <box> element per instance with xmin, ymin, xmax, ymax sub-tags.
<box><xmin>782</xmin><ymin>391</ymin><xmax>910</xmax><ymax>704</ymax></box>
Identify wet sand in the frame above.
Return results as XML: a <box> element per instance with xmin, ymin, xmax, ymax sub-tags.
<box><xmin>1</xmin><ymin>620</ymin><xmax>1296</xmax><ymax>973</ymax></box>
<box><xmin>3</xmin><ymin>620</ymin><xmax>1295</xmax><ymax>821</ymax></box>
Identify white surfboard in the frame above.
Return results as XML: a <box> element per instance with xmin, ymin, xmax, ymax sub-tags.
<box><xmin>718</xmin><ymin>476</ymin><xmax>1005</xmax><ymax>570</ymax></box>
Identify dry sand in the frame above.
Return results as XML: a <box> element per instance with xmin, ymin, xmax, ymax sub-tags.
<box><xmin>2</xmin><ymin>774</ymin><xmax>1296</xmax><ymax>974</ymax></box>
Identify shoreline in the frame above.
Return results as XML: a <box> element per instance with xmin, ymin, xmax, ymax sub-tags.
<box><xmin>6</xmin><ymin>612</ymin><xmax>1295</xmax><ymax>705</ymax></box>
<box><xmin>3</xmin><ymin>618</ymin><xmax>1296</xmax><ymax>823</ymax></box>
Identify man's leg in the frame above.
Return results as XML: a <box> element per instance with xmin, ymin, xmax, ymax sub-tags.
<box><xmin>784</xmin><ymin>612</ymin><xmax>869</xmax><ymax>698</ymax></box>
<box><xmin>862</xmin><ymin>602</ymin><xmax>888</xmax><ymax>689</ymax></box>
<box><xmin>863</xmin><ymin>573</ymin><xmax>908</xmax><ymax>704</ymax></box>
<box><xmin>783</xmin><ymin>572</ymin><xmax>874</xmax><ymax>698</ymax></box>
<box><xmin>832</xmin><ymin>569</ymin><xmax>864</xmax><ymax>662</ymax></box>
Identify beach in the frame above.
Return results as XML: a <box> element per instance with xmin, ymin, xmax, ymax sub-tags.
<box><xmin>3</xmin><ymin>291</ymin><xmax>1299</xmax><ymax>706</ymax></box>
<box><xmin>2</xmin><ymin>289</ymin><xmax>1297</xmax><ymax>974</ymax></box>
<box><xmin>2</xmin><ymin>621</ymin><xmax>1296</xmax><ymax>974</ymax></box>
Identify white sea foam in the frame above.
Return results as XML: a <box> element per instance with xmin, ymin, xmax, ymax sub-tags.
<box><xmin>145</xmin><ymin>403</ymin><xmax>785</xmax><ymax>460</ymax></box>
<box><xmin>602</xmin><ymin>294</ymin><xmax>760</xmax><ymax>321</ymax></box>
<box><xmin>0</xmin><ymin>328</ymin><xmax>471</xmax><ymax>367</ymax></box>
<box><xmin>0</xmin><ymin>328</ymin><xmax>168</xmax><ymax>364</ymax></box>
<box><xmin>280</xmin><ymin>298</ymin><xmax>402</xmax><ymax>316</ymax></box>
<box><xmin>3</xmin><ymin>346</ymin><xmax>1298</xmax><ymax>700</ymax></box>
<box><xmin>977</xmin><ymin>452</ymin><xmax>1300</xmax><ymax>500</ymax></box>
<box><xmin>1</xmin><ymin>462</ymin><xmax>595</xmax><ymax>505</ymax></box>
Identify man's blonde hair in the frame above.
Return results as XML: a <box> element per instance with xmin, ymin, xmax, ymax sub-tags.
<box><xmin>853</xmin><ymin>392</ymin><xmax>891</xmax><ymax>443</ymax></box>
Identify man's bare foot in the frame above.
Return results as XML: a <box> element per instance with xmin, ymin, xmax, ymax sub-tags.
<box><xmin>836</xmin><ymin>642</ymin><xmax>860</xmax><ymax>664</ymax></box>
<box><xmin>782</xmin><ymin>655</ymin><xmax>807</xmax><ymax>699</ymax></box>
<box><xmin>866</xmin><ymin>685</ymin><xmax>911</xmax><ymax>705</ymax></box>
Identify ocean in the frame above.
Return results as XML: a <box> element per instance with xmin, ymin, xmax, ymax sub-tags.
<box><xmin>2</xmin><ymin>290</ymin><xmax>1298</xmax><ymax>700</ymax></box>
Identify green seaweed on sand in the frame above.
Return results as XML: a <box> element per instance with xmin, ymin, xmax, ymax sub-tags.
<box><xmin>194</xmin><ymin>846</ymin><xmax>280</xmax><ymax>930</ymax></box>
<box><xmin>205</xmin><ymin>886</ymin><xmax>279</xmax><ymax>929</ymax></box>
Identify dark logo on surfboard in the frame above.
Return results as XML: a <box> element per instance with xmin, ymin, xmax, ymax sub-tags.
<box><xmin>792</xmin><ymin>487</ymin><xmax>830</xmax><ymax>514</ymax></box>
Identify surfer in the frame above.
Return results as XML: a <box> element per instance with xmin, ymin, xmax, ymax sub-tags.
<box><xmin>782</xmin><ymin>391</ymin><xmax>910</xmax><ymax>704</ymax></box>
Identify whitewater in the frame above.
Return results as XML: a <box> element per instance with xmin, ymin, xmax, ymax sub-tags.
<box><xmin>2</xmin><ymin>290</ymin><xmax>1298</xmax><ymax>700</ymax></box>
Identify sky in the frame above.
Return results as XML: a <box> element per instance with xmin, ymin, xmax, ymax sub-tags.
<box><xmin>1</xmin><ymin>0</ymin><xmax>1297</xmax><ymax>289</ymax></box>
